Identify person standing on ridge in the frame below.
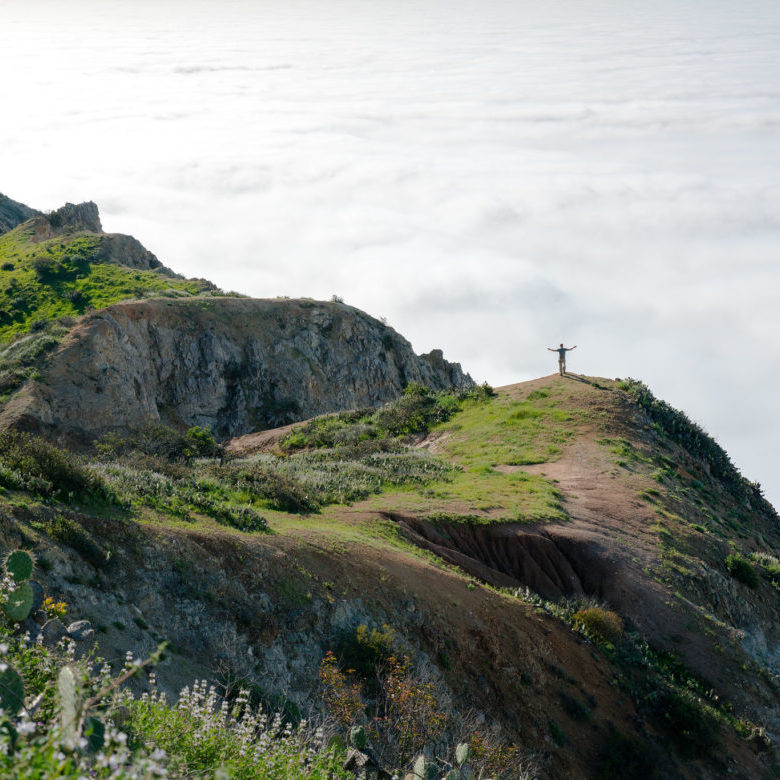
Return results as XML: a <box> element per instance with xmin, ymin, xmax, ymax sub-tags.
<box><xmin>548</xmin><ymin>343</ymin><xmax>577</xmax><ymax>375</ymax></box>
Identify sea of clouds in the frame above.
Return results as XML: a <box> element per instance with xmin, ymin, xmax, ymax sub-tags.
<box><xmin>2</xmin><ymin>0</ymin><xmax>779</xmax><ymax>504</ymax></box>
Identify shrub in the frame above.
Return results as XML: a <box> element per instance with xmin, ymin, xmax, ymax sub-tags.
<box><xmin>95</xmin><ymin>424</ymin><xmax>223</xmax><ymax>463</ymax></box>
<box><xmin>595</xmin><ymin>726</ymin><xmax>660</xmax><ymax>779</ymax></box>
<box><xmin>573</xmin><ymin>607</ymin><xmax>623</xmax><ymax>645</ymax></box>
<box><xmin>31</xmin><ymin>256</ymin><xmax>63</xmax><ymax>280</ymax></box>
<box><xmin>47</xmin><ymin>514</ymin><xmax>108</xmax><ymax>569</ymax></box>
<box><xmin>230</xmin><ymin>465</ymin><xmax>319</xmax><ymax>513</ymax></box>
<box><xmin>660</xmin><ymin>689</ymin><xmax>720</xmax><ymax>759</ymax></box>
<box><xmin>335</xmin><ymin>624</ymin><xmax>395</xmax><ymax>683</ymax></box>
<box><xmin>319</xmin><ymin>651</ymin><xmax>364</xmax><ymax>729</ymax></box>
<box><xmin>750</xmin><ymin>551</ymin><xmax>780</xmax><ymax>578</ymax></box>
<box><xmin>0</xmin><ymin>262</ymin><xmax>14</xmax><ymax>271</ymax></box>
<box><xmin>0</xmin><ymin>430</ymin><xmax>115</xmax><ymax>504</ymax></box>
<box><xmin>372</xmin><ymin>385</ymin><xmax>459</xmax><ymax>436</ymax></box>
<box><xmin>725</xmin><ymin>553</ymin><xmax>759</xmax><ymax>589</ymax></box>
<box><xmin>63</xmin><ymin>289</ymin><xmax>87</xmax><ymax>306</ymax></box>
<box><xmin>378</xmin><ymin>655</ymin><xmax>447</xmax><ymax>762</ymax></box>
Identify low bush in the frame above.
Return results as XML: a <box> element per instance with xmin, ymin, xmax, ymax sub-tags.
<box><xmin>660</xmin><ymin>689</ymin><xmax>721</xmax><ymax>759</ymax></box>
<box><xmin>96</xmin><ymin>424</ymin><xmax>223</xmax><ymax>463</ymax></box>
<box><xmin>0</xmin><ymin>430</ymin><xmax>115</xmax><ymax>504</ymax></box>
<box><xmin>335</xmin><ymin>624</ymin><xmax>396</xmax><ymax>682</ymax></box>
<box><xmin>725</xmin><ymin>553</ymin><xmax>759</xmax><ymax>589</ymax></box>
<box><xmin>47</xmin><ymin>514</ymin><xmax>108</xmax><ymax>569</ymax></box>
<box><xmin>750</xmin><ymin>551</ymin><xmax>780</xmax><ymax>578</ymax></box>
<box><xmin>229</xmin><ymin>465</ymin><xmax>319</xmax><ymax>513</ymax></box>
<box><xmin>573</xmin><ymin>606</ymin><xmax>623</xmax><ymax>645</ymax></box>
<box><xmin>595</xmin><ymin>726</ymin><xmax>661</xmax><ymax>779</ymax></box>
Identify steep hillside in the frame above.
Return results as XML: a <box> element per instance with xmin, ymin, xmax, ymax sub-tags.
<box><xmin>1</xmin><ymin>375</ymin><xmax>777</xmax><ymax>778</ymax></box>
<box><xmin>0</xmin><ymin>297</ymin><xmax>471</xmax><ymax>442</ymax></box>
<box><xmin>0</xmin><ymin>192</ymin><xmax>39</xmax><ymax>234</ymax></box>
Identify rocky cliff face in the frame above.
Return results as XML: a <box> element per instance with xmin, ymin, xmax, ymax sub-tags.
<box><xmin>2</xmin><ymin>297</ymin><xmax>472</xmax><ymax>441</ymax></box>
<box><xmin>0</xmin><ymin>192</ymin><xmax>39</xmax><ymax>234</ymax></box>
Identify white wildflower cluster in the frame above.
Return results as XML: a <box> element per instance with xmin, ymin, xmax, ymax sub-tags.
<box><xmin>163</xmin><ymin>680</ymin><xmax>334</xmax><ymax>772</ymax></box>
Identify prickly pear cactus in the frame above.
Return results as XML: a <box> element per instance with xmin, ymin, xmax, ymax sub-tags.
<box><xmin>444</xmin><ymin>770</ymin><xmax>461</xmax><ymax>780</ymax></box>
<box><xmin>455</xmin><ymin>742</ymin><xmax>470</xmax><ymax>767</ymax></box>
<box><xmin>349</xmin><ymin>725</ymin><xmax>367</xmax><ymax>750</ymax></box>
<box><xmin>0</xmin><ymin>665</ymin><xmax>24</xmax><ymax>715</ymax></box>
<box><xmin>58</xmin><ymin>665</ymin><xmax>79</xmax><ymax>744</ymax></box>
<box><xmin>2</xmin><ymin>581</ymin><xmax>34</xmax><ymax>622</ymax></box>
<box><xmin>5</xmin><ymin>550</ymin><xmax>34</xmax><ymax>582</ymax></box>
<box><xmin>413</xmin><ymin>754</ymin><xmax>436</xmax><ymax>780</ymax></box>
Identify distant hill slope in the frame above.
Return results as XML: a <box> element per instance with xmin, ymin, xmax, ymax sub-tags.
<box><xmin>0</xmin><ymin>192</ymin><xmax>40</xmax><ymax>234</ymax></box>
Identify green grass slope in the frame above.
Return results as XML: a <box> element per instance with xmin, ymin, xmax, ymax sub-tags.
<box><xmin>0</xmin><ymin>220</ymin><xmax>214</xmax><ymax>343</ymax></box>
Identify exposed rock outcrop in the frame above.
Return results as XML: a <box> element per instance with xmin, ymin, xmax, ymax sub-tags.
<box><xmin>22</xmin><ymin>201</ymin><xmax>174</xmax><ymax>274</ymax></box>
<box><xmin>1</xmin><ymin>297</ymin><xmax>472</xmax><ymax>441</ymax></box>
<box><xmin>0</xmin><ymin>192</ymin><xmax>40</xmax><ymax>235</ymax></box>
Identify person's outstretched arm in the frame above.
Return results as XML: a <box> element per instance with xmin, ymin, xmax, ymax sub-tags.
<box><xmin>547</xmin><ymin>347</ymin><xmax>556</xmax><ymax>352</ymax></box>
<box><xmin>568</xmin><ymin>345</ymin><xmax>577</xmax><ymax>351</ymax></box>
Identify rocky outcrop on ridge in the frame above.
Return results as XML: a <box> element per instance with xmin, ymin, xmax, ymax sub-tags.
<box><xmin>24</xmin><ymin>201</ymin><xmax>173</xmax><ymax>274</ymax></box>
<box><xmin>0</xmin><ymin>192</ymin><xmax>40</xmax><ymax>234</ymax></box>
<box><xmin>1</xmin><ymin>297</ymin><xmax>472</xmax><ymax>441</ymax></box>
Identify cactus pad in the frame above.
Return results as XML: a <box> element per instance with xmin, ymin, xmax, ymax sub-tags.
<box><xmin>5</xmin><ymin>550</ymin><xmax>34</xmax><ymax>582</ymax></box>
<box><xmin>0</xmin><ymin>665</ymin><xmax>24</xmax><ymax>715</ymax></box>
<box><xmin>455</xmin><ymin>742</ymin><xmax>470</xmax><ymax>767</ymax></box>
<box><xmin>2</xmin><ymin>581</ymin><xmax>34</xmax><ymax>622</ymax></box>
<box><xmin>349</xmin><ymin>725</ymin><xmax>367</xmax><ymax>750</ymax></box>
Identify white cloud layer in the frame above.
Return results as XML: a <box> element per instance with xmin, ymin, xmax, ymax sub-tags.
<box><xmin>1</xmin><ymin>0</ymin><xmax>779</xmax><ymax>505</ymax></box>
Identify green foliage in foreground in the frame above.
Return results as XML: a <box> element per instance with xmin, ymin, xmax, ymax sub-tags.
<box><xmin>0</xmin><ymin>628</ymin><xmax>350</xmax><ymax>779</ymax></box>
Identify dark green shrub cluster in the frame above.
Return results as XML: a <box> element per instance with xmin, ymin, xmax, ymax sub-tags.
<box><xmin>47</xmin><ymin>514</ymin><xmax>108</xmax><ymax>568</ymax></box>
<box><xmin>335</xmin><ymin>623</ymin><xmax>396</xmax><ymax>682</ymax></box>
<box><xmin>725</xmin><ymin>552</ymin><xmax>759</xmax><ymax>588</ymax></box>
<box><xmin>281</xmin><ymin>381</ymin><xmax>492</xmax><ymax>453</ymax></box>
<box><xmin>595</xmin><ymin>726</ymin><xmax>661</xmax><ymax>779</ymax></box>
<box><xmin>372</xmin><ymin>383</ymin><xmax>460</xmax><ymax>436</ymax></box>
<box><xmin>280</xmin><ymin>408</ymin><xmax>376</xmax><ymax>451</ymax></box>
<box><xmin>96</xmin><ymin>424</ymin><xmax>223</xmax><ymax>462</ymax></box>
<box><xmin>659</xmin><ymin>689</ymin><xmax>721</xmax><ymax>759</ymax></box>
<box><xmin>227</xmin><ymin>465</ymin><xmax>318</xmax><ymax>514</ymax></box>
<box><xmin>0</xmin><ymin>430</ymin><xmax>115</xmax><ymax>504</ymax></box>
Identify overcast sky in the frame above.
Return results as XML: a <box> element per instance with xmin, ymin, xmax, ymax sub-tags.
<box><xmin>2</xmin><ymin>0</ymin><xmax>779</xmax><ymax>507</ymax></box>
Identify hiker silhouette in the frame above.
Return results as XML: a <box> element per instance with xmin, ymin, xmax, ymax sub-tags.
<box><xmin>548</xmin><ymin>343</ymin><xmax>576</xmax><ymax>376</ymax></box>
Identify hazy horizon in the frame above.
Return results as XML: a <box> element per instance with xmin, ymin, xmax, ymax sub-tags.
<box><xmin>2</xmin><ymin>0</ymin><xmax>779</xmax><ymax>506</ymax></box>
